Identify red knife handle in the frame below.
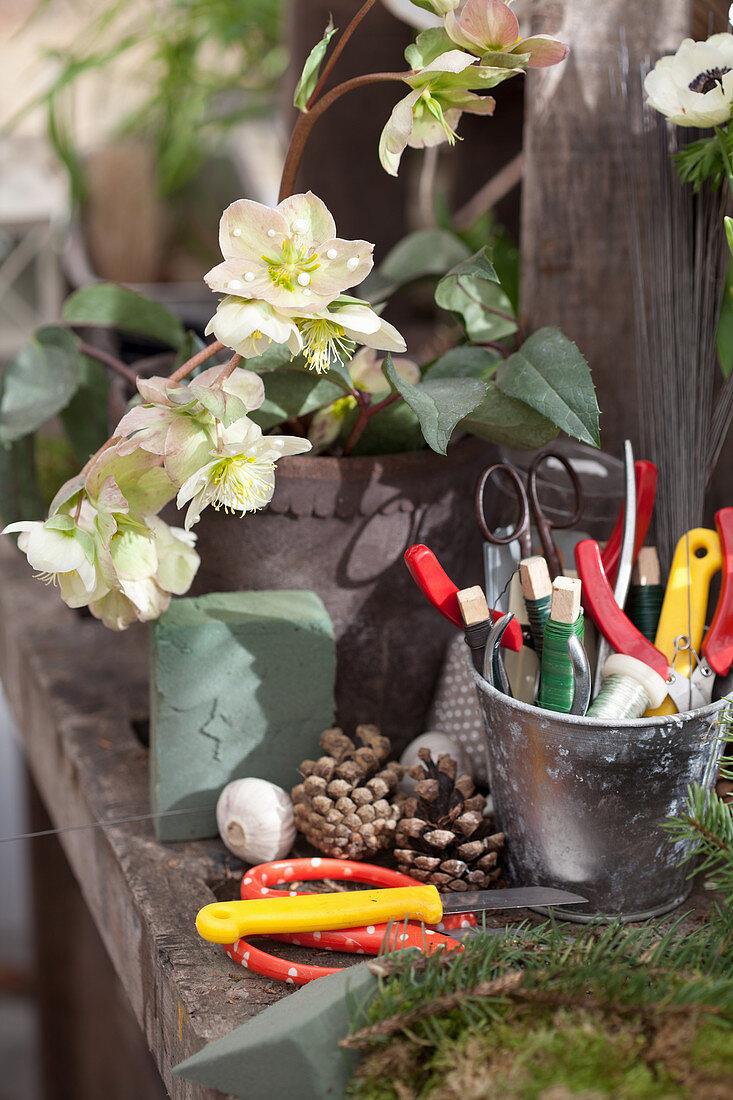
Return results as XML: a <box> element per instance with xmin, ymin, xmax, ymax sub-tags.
<box><xmin>404</xmin><ymin>544</ymin><xmax>522</xmax><ymax>651</ymax></box>
<box><xmin>703</xmin><ymin>508</ymin><xmax>733</xmax><ymax>676</ymax></box>
<box><xmin>601</xmin><ymin>461</ymin><xmax>658</xmax><ymax>585</ymax></box>
<box><xmin>575</xmin><ymin>539</ymin><xmax>669</xmax><ymax>680</ymax></box>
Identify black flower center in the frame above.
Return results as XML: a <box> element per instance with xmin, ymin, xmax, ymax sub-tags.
<box><xmin>689</xmin><ymin>66</ymin><xmax>731</xmax><ymax>94</ymax></box>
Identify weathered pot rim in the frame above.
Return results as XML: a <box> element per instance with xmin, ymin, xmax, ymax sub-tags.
<box><xmin>274</xmin><ymin>434</ymin><xmax>492</xmax><ymax>481</ymax></box>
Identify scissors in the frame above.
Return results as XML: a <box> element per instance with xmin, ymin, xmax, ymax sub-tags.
<box><xmin>474</xmin><ymin>451</ymin><xmax>584</xmax><ymax>581</ymax></box>
<box><xmin>575</xmin><ymin>515</ymin><xmax>733</xmax><ymax>712</ymax></box>
<box><xmin>195</xmin><ymin>857</ymin><xmax>588</xmax><ymax>985</ymax></box>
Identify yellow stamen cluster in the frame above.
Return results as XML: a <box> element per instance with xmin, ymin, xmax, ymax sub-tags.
<box><xmin>262</xmin><ymin>238</ymin><xmax>321</xmax><ymax>292</ymax></box>
<box><xmin>210</xmin><ymin>455</ymin><xmax>274</xmax><ymax>515</ymax></box>
<box><xmin>299</xmin><ymin>318</ymin><xmax>356</xmax><ymax>374</ymax></box>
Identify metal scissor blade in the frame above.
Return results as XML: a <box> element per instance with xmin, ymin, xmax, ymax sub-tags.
<box><xmin>441</xmin><ymin>887</ymin><xmax>588</xmax><ymax>914</ymax></box>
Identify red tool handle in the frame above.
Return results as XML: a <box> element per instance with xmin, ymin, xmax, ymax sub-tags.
<box><xmin>702</xmin><ymin>508</ymin><xmax>733</xmax><ymax>676</ymax></box>
<box><xmin>600</xmin><ymin>461</ymin><xmax>657</xmax><ymax>584</ymax></box>
<box><xmin>575</xmin><ymin>539</ymin><xmax>669</xmax><ymax>680</ymax></box>
<box><xmin>404</xmin><ymin>544</ymin><xmax>522</xmax><ymax>651</ymax></box>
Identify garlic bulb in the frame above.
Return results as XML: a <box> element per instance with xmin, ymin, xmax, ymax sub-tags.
<box><xmin>399</xmin><ymin>731</ymin><xmax>472</xmax><ymax>794</ymax></box>
<box><xmin>216</xmin><ymin>778</ymin><xmax>296</xmax><ymax>863</ymax></box>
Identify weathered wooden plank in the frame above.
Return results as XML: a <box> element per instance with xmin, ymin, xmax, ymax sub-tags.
<box><xmin>520</xmin><ymin>0</ymin><xmax>693</xmax><ymax>455</ymax></box>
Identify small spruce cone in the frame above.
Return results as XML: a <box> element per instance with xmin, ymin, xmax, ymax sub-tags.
<box><xmin>292</xmin><ymin>726</ymin><xmax>403</xmax><ymax>859</ymax></box>
<box><xmin>394</xmin><ymin>748</ymin><xmax>504</xmax><ymax>891</ymax></box>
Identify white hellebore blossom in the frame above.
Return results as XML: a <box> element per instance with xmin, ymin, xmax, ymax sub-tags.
<box><xmin>295</xmin><ymin>299</ymin><xmax>407</xmax><ymax>374</ymax></box>
<box><xmin>205</xmin><ymin>297</ymin><xmax>303</xmax><ymax>360</ymax></box>
<box><xmin>645</xmin><ymin>33</ymin><xmax>733</xmax><ymax>128</ymax></box>
<box><xmin>2</xmin><ymin>512</ymin><xmax>105</xmax><ymax>607</ymax></box>
<box><xmin>204</xmin><ymin>191</ymin><xmax>374</xmax><ymax>314</ymax></box>
<box><xmin>177</xmin><ymin>418</ymin><xmax>312</xmax><ymax>529</ymax></box>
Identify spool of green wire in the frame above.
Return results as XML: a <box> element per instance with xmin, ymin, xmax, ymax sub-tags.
<box><xmin>520</xmin><ymin>556</ymin><xmax>552</xmax><ymax>658</ymax></box>
<box><xmin>626</xmin><ymin>584</ymin><xmax>665</xmax><ymax>643</ymax></box>
<box><xmin>538</xmin><ymin>614</ymin><xmax>585</xmax><ymax>712</ymax></box>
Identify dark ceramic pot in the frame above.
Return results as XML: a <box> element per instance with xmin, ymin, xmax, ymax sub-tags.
<box><xmin>189</xmin><ymin>437</ymin><xmax>497</xmax><ymax>750</ymax></box>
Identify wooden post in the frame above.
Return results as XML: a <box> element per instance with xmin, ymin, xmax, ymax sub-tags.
<box><xmin>520</xmin><ymin>0</ymin><xmax>693</xmax><ymax>455</ymax></box>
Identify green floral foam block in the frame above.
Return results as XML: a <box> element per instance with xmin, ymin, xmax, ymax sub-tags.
<box><xmin>173</xmin><ymin>962</ymin><xmax>377</xmax><ymax>1099</ymax></box>
<box><xmin>150</xmin><ymin>589</ymin><xmax>335</xmax><ymax>841</ymax></box>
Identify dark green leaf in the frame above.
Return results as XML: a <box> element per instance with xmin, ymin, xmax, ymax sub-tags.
<box><xmin>495</xmin><ymin>327</ymin><xmax>600</xmax><ymax>447</ymax></box>
<box><xmin>250</xmin><ymin>370</ymin><xmax>343</xmax><ymax>431</ymax></box>
<box><xmin>63</xmin><ymin>284</ymin><xmax>185</xmax><ymax>348</ymax></box>
<box><xmin>459</xmin><ymin>380</ymin><xmax>558</xmax><ymax>449</ymax></box>
<box><xmin>384</xmin><ymin>355</ymin><xmax>485</xmax><ymax>455</ymax></box>
<box><xmin>239</xmin><ymin>342</ymin><xmax>299</xmax><ymax>374</ymax></box>
<box><xmin>717</xmin><ymin>262</ymin><xmax>733</xmax><ymax>379</ymax></box>
<box><xmin>0</xmin><ymin>326</ymin><xmax>82</xmax><ymax>444</ymax></box>
<box><xmin>176</xmin><ymin>330</ymin><xmax>206</xmax><ymax>370</ymax></box>
<box><xmin>60</xmin><ymin>354</ymin><xmax>110</xmax><ymax>463</ymax></box>
<box><xmin>363</xmin><ymin>229</ymin><xmax>471</xmax><ymax>303</ymax></box>
<box><xmin>293</xmin><ymin>18</ymin><xmax>336</xmax><ymax>110</ymax></box>
<box><xmin>340</xmin><ymin>400</ymin><xmax>424</xmax><ymax>456</ymax></box>
<box><xmin>424</xmin><ymin>345</ymin><xmax>500</xmax><ymax>380</ymax></box>
<box><xmin>435</xmin><ymin>247</ymin><xmax>517</xmax><ymax>342</ymax></box>
<box><xmin>0</xmin><ymin>435</ymin><xmax>45</xmax><ymax>525</ymax></box>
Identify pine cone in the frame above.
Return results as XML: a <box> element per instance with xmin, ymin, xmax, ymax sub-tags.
<box><xmin>292</xmin><ymin>725</ymin><xmax>403</xmax><ymax>859</ymax></box>
<box><xmin>394</xmin><ymin>748</ymin><xmax>504</xmax><ymax>891</ymax></box>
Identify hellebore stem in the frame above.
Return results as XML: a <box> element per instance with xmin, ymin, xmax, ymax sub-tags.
<box><xmin>342</xmin><ymin>392</ymin><xmax>401</xmax><ymax>456</ymax></box>
<box><xmin>78</xmin><ymin>343</ymin><xmax>139</xmax><ymax>388</ymax></box>
<box><xmin>279</xmin><ymin>72</ymin><xmax>411</xmax><ymax>201</ymax></box>
<box><xmin>212</xmin><ymin>353</ymin><xmax>244</xmax><ymax>387</ymax></box>
<box><xmin>306</xmin><ymin>0</ymin><xmax>381</xmax><ymax>111</ymax></box>
<box><xmin>169</xmin><ymin>340</ymin><xmax>225</xmax><ymax>382</ymax></box>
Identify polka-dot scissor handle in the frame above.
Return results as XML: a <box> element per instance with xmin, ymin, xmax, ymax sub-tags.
<box><xmin>223</xmin><ymin>857</ymin><xmax>471</xmax><ymax>985</ymax></box>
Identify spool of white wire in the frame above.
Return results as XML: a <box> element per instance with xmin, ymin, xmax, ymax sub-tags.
<box><xmin>587</xmin><ymin>654</ymin><xmax>667</xmax><ymax>720</ymax></box>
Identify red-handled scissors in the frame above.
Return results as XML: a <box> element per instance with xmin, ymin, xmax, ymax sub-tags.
<box><xmin>600</xmin><ymin>461</ymin><xmax>658</xmax><ymax>585</ymax></box>
<box><xmin>222</xmin><ymin>858</ymin><xmax>466</xmax><ymax>985</ymax></box>
<box><xmin>404</xmin><ymin>543</ymin><xmax>523</xmax><ymax>651</ymax></box>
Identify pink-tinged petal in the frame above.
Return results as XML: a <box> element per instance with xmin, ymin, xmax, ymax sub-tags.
<box><xmin>89</xmin><ymin>589</ymin><xmax>142</xmax><ymax>631</ymax></box>
<box><xmin>379</xmin><ymin>88</ymin><xmax>423</xmax><ymax>176</ymax></box>
<box><xmin>306</xmin><ymin>238</ymin><xmax>374</xmax><ymax>297</ymax></box>
<box><xmin>513</xmin><ymin>35</ymin><xmax>568</xmax><ymax>68</ymax></box>
<box><xmin>308</xmin><ymin>407</ymin><xmax>344</xmax><ymax>451</ymax></box>
<box><xmin>163</xmin><ymin>418</ymin><xmax>216</xmax><ymax>487</ymax></box>
<box><xmin>222</xmin><ymin>368</ymin><xmax>266</xmax><ymax>412</ymax></box>
<box><xmin>135</xmin><ymin>375</ymin><xmax>174</xmax><ymax>405</ymax></box>
<box><xmin>276</xmin><ymin>192</ymin><xmax>336</xmax><ymax>244</ymax></box>
<box><xmin>204</xmin><ymin>258</ymin><xmax>271</xmax><ymax>297</ymax></box>
<box><xmin>219</xmin><ymin>199</ymin><xmax>289</xmax><ymax>261</ymax></box>
<box><xmin>394</xmin><ymin>357</ymin><xmax>420</xmax><ymax>385</ymax></box>
<box><xmin>446</xmin><ymin>0</ymin><xmax>519</xmax><ymax>52</ymax></box>
<box><xmin>350</xmin><ymin>347</ymin><xmax>384</xmax><ymax>392</ymax></box>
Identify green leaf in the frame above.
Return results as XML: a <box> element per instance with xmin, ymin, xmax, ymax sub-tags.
<box><xmin>293</xmin><ymin>18</ymin><xmax>337</xmax><ymax>110</ymax></box>
<box><xmin>459</xmin><ymin>380</ymin><xmax>558</xmax><ymax>449</ymax></box>
<box><xmin>495</xmin><ymin>327</ymin><xmax>600</xmax><ymax>447</ymax></box>
<box><xmin>364</xmin><ymin>229</ymin><xmax>471</xmax><ymax>303</ymax></box>
<box><xmin>60</xmin><ymin>354</ymin><xmax>110</xmax><ymax>463</ymax></box>
<box><xmin>0</xmin><ymin>326</ymin><xmax>82</xmax><ymax>444</ymax></box>
<box><xmin>250</xmin><ymin>370</ymin><xmax>343</xmax><ymax>431</ymax></box>
<box><xmin>404</xmin><ymin>28</ymin><xmax>455</xmax><ymax>71</ymax></box>
<box><xmin>383</xmin><ymin>354</ymin><xmax>485</xmax><ymax>455</ymax></box>
<box><xmin>63</xmin><ymin>284</ymin><xmax>185</xmax><ymax>348</ymax></box>
<box><xmin>0</xmin><ymin>435</ymin><xmax>45</xmax><ymax>525</ymax></box>
<box><xmin>340</xmin><ymin>399</ymin><xmax>424</xmax><ymax>456</ymax></box>
<box><xmin>175</xmin><ymin>330</ymin><xmax>206</xmax><ymax>370</ymax></box>
<box><xmin>725</xmin><ymin>216</ymin><xmax>733</xmax><ymax>257</ymax></box>
<box><xmin>424</xmin><ymin>345</ymin><xmax>500</xmax><ymax>380</ymax></box>
<box><xmin>717</xmin><ymin>260</ymin><xmax>733</xmax><ymax>379</ymax></box>
<box><xmin>435</xmin><ymin>247</ymin><xmax>517</xmax><ymax>342</ymax></box>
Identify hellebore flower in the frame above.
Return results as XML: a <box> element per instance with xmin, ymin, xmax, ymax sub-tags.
<box><xmin>88</xmin><ymin>520</ymin><xmax>200</xmax><ymax>630</ymax></box>
<box><xmin>380</xmin><ymin>47</ymin><xmax>510</xmax><ymax>175</ymax></box>
<box><xmin>115</xmin><ymin>364</ymin><xmax>266</xmax><ymax>487</ymax></box>
<box><xmin>444</xmin><ymin>0</ymin><xmax>568</xmax><ymax>68</ymax></box>
<box><xmin>644</xmin><ymin>33</ymin><xmax>733</xmax><ymax>127</ymax></box>
<box><xmin>176</xmin><ymin>418</ymin><xmax>312</xmax><ymax>529</ymax></box>
<box><xmin>308</xmin><ymin>347</ymin><xmax>420</xmax><ymax>451</ymax></box>
<box><xmin>293</xmin><ymin>298</ymin><xmax>407</xmax><ymax>374</ymax></box>
<box><xmin>205</xmin><ymin>297</ymin><xmax>303</xmax><ymax>360</ymax></box>
<box><xmin>2</xmin><ymin>512</ymin><xmax>106</xmax><ymax>608</ymax></box>
<box><xmin>204</xmin><ymin>192</ymin><xmax>374</xmax><ymax>314</ymax></box>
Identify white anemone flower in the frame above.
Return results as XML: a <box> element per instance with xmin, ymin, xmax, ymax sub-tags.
<box><xmin>645</xmin><ymin>33</ymin><xmax>733</xmax><ymax>127</ymax></box>
<box><xmin>176</xmin><ymin>418</ymin><xmax>312</xmax><ymax>529</ymax></box>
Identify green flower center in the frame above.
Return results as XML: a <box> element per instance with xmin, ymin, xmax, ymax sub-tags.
<box><xmin>298</xmin><ymin>318</ymin><xmax>356</xmax><ymax>374</ymax></box>
<box><xmin>262</xmin><ymin>238</ymin><xmax>321</xmax><ymax>292</ymax></box>
<box><xmin>420</xmin><ymin>91</ymin><xmax>460</xmax><ymax>145</ymax></box>
<box><xmin>209</xmin><ymin>455</ymin><xmax>274</xmax><ymax>515</ymax></box>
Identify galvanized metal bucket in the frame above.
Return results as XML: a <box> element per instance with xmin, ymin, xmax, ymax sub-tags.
<box><xmin>472</xmin><ymin>669</ymin><xmax>729</xmax><ymax>921</ymax></box>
